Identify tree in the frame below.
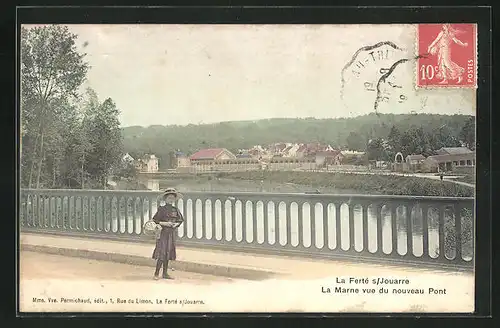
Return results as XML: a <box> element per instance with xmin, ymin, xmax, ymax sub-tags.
<box><xmin>84</xmin><ymin>94</ymin><xmax>123</xmax><ymax>188</ymax></box>
<box><xmin>346</xmin><ymin>132</ymin><xmax>366</xmax><ymax>151</ymax></box>
<box><xmin>21</xmin><ymin>25</ymin><xmax>89</xmax><ymax>188</ymax></box>
<box><xmin>366</xmin><ymin>138</ymin><xmax>388</xmax><ymax>161</ymax></box>
<box><xmin>459</xmin><ymin>117</ymin><xmax>475</xmax><ymax>150</ymax></box>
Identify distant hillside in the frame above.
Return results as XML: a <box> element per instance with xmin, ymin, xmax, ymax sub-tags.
<box><xmin>121</xmin><ymin>113</ymin><xmax>473</xmax><ymax>169</ymax></box>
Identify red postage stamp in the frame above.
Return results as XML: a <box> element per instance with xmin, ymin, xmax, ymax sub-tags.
<box><xmin>417</xmin><ymin>24</ymin><xmax>476</xmax><ymax>88</ymax></box>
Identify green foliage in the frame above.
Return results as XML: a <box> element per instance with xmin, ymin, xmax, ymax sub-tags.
<box><xmin>122</xmin><ymin>114</ymin><xmax>474</xmax><ymax>170</ymax></box>
<box><xmin>217</xmin><ymin>171</ymin><xmax>474</xmax><ymax>197</ymax></box>
<box><xmin>459</xmin><ymin>116</ymin><xmax>475</xmax><ymax>150</ymax></box>
<box><xmin>114</xmin><ymin>162</ymin><xmax>139</xmax><ymax>180</ymax></box>
<box><xmin>20</xmin><ymin>25</ymin><xmax>123</xmax><ymax>190</ymax></box>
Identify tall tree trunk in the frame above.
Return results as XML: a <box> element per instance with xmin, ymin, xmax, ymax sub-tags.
<box><xmin>35</xmin><ymin>131</ymin><xmax>45</xmax><ymax>189</ymax></box>
<box><xmin>28</xmin><ymin>124</ymin><xmax>42</xmax><ymax>188</ymax></box>
<box><xmin>81</xmin><ymin>157</ymin><xmax>85</xmax><ymax>189</ymax></box>
<box><xmin>52</xmin><ymin>158</ymin><xmax>57</xmax><ymax>188</ymax></box>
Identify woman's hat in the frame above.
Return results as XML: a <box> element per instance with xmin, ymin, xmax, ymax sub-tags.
<box><xmin>162</xmin><ymin>187</ymin><xmax>183</xmax><ymax>199</ymax></box>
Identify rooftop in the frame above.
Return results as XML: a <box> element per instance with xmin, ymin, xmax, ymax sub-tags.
<box><xmin>190</xmin><ymin>148</ymin><xmax>227</xmax><ymax>160</ymax></box>
<box><xmin>437</xmin><ymin>147</ymin><xmax>474</xmax><ymax>155</ymax></box>
<box><xmin>406</xmin><ymin>154</ymin><xmax>426</xmax><ymax>160</ymax></box>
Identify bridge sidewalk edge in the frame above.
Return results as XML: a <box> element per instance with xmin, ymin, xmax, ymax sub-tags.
<box><xmin>20</xmin><ymin>243</ymin><xmax>277</xmax><ymax>281</ymax></box>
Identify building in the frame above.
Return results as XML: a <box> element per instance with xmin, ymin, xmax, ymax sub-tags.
<box><xmin>175</xmin><ymin>151</ymin><xmax>190</xmax><ymax>168</ymax></box>
<box><xmin>405</xmin><ymin>154</ymin><xmax>426</xmax><ymax>165</ymax></box>
<box><xmin>315</xmin><ymin>150</ymin><xmax>344</xmax><ymax>167</ymax></box>
<box><xmin>122</xmin><ymin>153</ymin><xmax>135</xmax><ymax>163</ymax></box>
<box><xmin>189</xmin><ymin>148</ymin><xmax>236</xmax><ymax>164</ymax></box>
<box><xmin>423</xmin><ymin>152</ymin><xmax>475</xmax><ymax>173</ymax></box>
<box><xmin>405</xmin><ymin>154</ymin><xmax>426</xmax><ymax>172</ymax></box>
<box><xmin>296</xmin><ymin>143</ymin><xmax>334</xmax><ymax>159</ymax></box>
<box><xmin>435</xmin><ymin>147</ymin><xmax>474</xmax><ymax>156</ymax></box>
<box><xmin>136</xmin><ymin>154</ymin><xmax>159</xmax><ymax>173</ymax></box>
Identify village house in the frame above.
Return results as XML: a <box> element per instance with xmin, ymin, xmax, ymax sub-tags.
<box><xmin>315</xmin><ymin>150</ymin><xmax>344</xmax><ymax>167</ymax></box>
<box><xmin>122</xmin><ymin>153</ymin><xmax>135</xmax><ymax>164</ymax></box>
<box><xmin>405</xmin><ymin>154</ymin><xmax>426</xmax><ymax>172</ymax></box>
<box><xmin>435</xmin><ymin>147</ymin><xmax>474</xmax><ymax>156</ymax></box>
<box><xmin>135</xmin><ymin>154</ymin><xmax>159</xmax><ymax>173</ymax></box>
<box><xmin>295</xmin><ymin>143</ymin><xmax>335</xmax><ymax>159</ymax></box>
<box><xmin>406</xmin><ymin>154</ymin><xmax>426</xmax><ymax>165</ymax></box>
<box><xmin>175</xmin><ymin>151</ymin><xmax>190</xmax><ymax>167</ymax></box>
<box><xmin>189</xmin><ymin>148</ymin><xmax>236</xmax><ymax>163</ymax></box>
<box><xmin>268</xmin><ymin>143</ymin><xmax>288</xmax><ymax>156</ymax></box>
<box><xmin>423</xmin><ymin>151</ymin><xmax>475</xmax><ymax>173</ymax></box>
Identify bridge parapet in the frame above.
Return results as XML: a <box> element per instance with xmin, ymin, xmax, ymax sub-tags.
<box><xmin>19</xmin><ymin>189</ymin><xmax>474</xmax><ymax>269</ymax></box>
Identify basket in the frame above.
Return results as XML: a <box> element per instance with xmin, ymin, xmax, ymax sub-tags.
<box><xmin>143</xmin><ymin>220</ymin><xmax>160</xmax><ymax>237</ymax></box>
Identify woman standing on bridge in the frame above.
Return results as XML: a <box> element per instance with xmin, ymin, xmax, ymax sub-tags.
<box><xmin>152</xmin><ymin>188</ymin><xmax>184</xmax><ymax>280</ymax></box>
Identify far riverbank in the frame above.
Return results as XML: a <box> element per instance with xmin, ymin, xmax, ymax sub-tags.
<box><xmin>214</xmin><ymin>171</ymin><xmax>474</xmax><ymax>197</ymax></box>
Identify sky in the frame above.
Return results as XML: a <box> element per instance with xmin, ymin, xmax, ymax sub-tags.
<box><xmin>48</xmin><ymin>24</ymin><xmax>476</xmax><ymax>127</ymax></box>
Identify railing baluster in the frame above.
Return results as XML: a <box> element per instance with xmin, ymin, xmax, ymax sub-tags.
<box><xmin>98</xmin><ymin>196</ymin><xmax>104</xmax><ymax>232</ymax></box>
<box><xmin>335</xmin><ymin>204</ymin><xmax>342</xmax><ymax>250</ymax></box>
<box><xmin>349</xmin><ymin>205</ymin><xmax>355</xmax><ymax>251</ymax></box>
<box><xmin>211</xmin><ymin>199</ymin><xmax>216</xmax><ymax>241</ymax></box>
<box><xmin>148</xmin><ymin>196</ymin><xmax>153</xmax><ymax>221</ymax></box>
<box><xmin>263</xmin><ymin>201</ymin><xmax>269</xmax><ymax>245</ymax></box>
<box><xmin>125</xmin><ymin>197</ymin><xmax>131</xmax><ymax>234</ymax></box>
<box><xmin>180</xmin><ymin>198</ymin><xmax>186</xmax><ymax>238</ymax></box>
<box><xmin>37</xmin><ymin>194</ymin><xmax>42</xmax><ymax>228</ymax></box>
<box><xmin>241</xmin><ymin>200</ymin><xmax>247</xmax><ymax>243</ymax></box>
<box><xmin>55</xmin><ymin>196</ymin><xmax>60</xmax><ymax>229</ymax></box>
<box><xmin>322</xmin><ymin>202</ymin><xmax>328</xmax><ymax>249</ymax></box>
<box><xmin>252</xmin><ymin>201</ymin><xmax>258</xmax><ymax>244</ymax></box>
<box><xmin>221</xmin><ymin>199</ymin><xmax>227</xmax><ymax>242</ymax></box>
<box><xmin>200</xmin><ymin>199</ymin><xmax>206</xmax><ymax>240</ymax></box>
<box><xmin>70</xmin><ymin>196</ymin><xmax>75</xmax><ymax>230</ymax></box>
<box><xmin>231</xmin><ymin>199</ymin><xmax>237</xmax><ymax>243</ymax></box>
<box><xmin>454</xmin><ymin>204</ymin><xmax>463</xmax><ymax>261</ymax></box>
<box><xmin>376</xmin><ymin>204</ymin><xmax>383</xmax><ymax>255</ymax></box>
<box><xmin>362</xmin><ymin>203</ymin><xmax>369</xmax><ymax>253</ymax></box>
<box><xmin>391</xmin><ymin>205</ymin><xmax>398</xmax><ymax>256</ymax></box>
<box><xmin>274</xmin><ymin>201</ymin><xmax>281</xmax><ymax>246</ymax></box>
<box><xmin>309</xmin><ymin>201</ymin><xmax>315</xmax><ymax>249</ymax></box>
<box><xmin>286</xmin><ymin>202</ymin><xmax>292</xmax><ymax>247</ymax></box>
<box><xmin>422</xmin><ymin>204</ymin><xmax>429</xmax><ymax>258</ymax></box>
<box><xmin>438</xmin><ymin>206</ymin><xmax>445</xmax><ymax>261</ymax></box>
<box><xmin>297</xmin><ymin>202</ymin><xmax>304</xmax><ymax>248</ymax></box>
<box><xmin>406</xmin><ymin>204</ymin><xmax>413</xmax><ymax>257</ymax></box>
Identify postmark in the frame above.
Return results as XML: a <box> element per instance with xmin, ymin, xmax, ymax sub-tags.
<box><xmin>341</xmin><ymin>41</ymin><xmax>409</xmax><ymax>115</ymax></box>
<box><xmin>417</xmin><ymin>24</ymin><xmax>477</xmax><ymax>88</ymax></box>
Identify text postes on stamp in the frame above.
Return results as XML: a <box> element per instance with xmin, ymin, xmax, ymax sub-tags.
<box><xmin>417</xmin><ymin>24</ymin><xmax>477</xmax><ymax>88</ymax></box>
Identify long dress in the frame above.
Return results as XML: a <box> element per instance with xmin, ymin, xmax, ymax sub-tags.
<box><xmin>430</xmin><ymin>30</ymin><xmax>465</xmax><ymax>81</ymax></box>
<box><xmin>152</xmin><ymin>204</ymin><xmax>184</xmax><ymax>261</ymax></box>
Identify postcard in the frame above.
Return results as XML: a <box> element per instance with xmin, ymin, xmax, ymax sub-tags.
<box><xmin>19</xmin><ymin>22</ymin><xmax>476</xmax><ymax>313</ymax></box>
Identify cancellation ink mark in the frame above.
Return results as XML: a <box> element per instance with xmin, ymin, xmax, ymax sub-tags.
<box><xmin>340</xmin><ymin>41</ymin><xmax>404</xmax><ymax>102</ymax></box>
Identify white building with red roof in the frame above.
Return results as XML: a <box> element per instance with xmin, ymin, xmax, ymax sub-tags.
<box><xmin>189</xmin><ymin>148</ymin><xmax>236</xmax><ymax>163</ymax></box>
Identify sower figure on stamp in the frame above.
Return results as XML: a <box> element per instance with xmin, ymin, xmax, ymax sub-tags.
<box><xmin>152</xmin><ymin>188</ymin><xmax>184</xmax><ymax>280</ymax></box>
<box><xmin>427</xmin><ymin>24</ymin><xmax>468</xmax><ymax>84</ymax></box>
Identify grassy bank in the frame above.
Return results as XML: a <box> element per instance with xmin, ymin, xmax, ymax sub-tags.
<box><xmin>216</xmin><ymin>171</ymin><xmax>474</xmax><ymax>197</ymax></box>
<box><xmin>454</xmin><ymin>174</ymin><xmax>476</xmax><ymax>185</ymax></box>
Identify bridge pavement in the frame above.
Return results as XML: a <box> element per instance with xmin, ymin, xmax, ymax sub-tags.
<box><xmin>19</xmin><ymin>233</ymin><xmax>474</xmax><ymax>313</ymax></box>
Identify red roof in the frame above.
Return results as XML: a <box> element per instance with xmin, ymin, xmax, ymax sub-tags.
<box><xmin>190</xmin><ymin>148</ymin><xmax>226</xmax><ymax>160</ymax></box>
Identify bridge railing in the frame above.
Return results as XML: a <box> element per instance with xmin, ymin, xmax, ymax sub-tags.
<box><xmin>19</xmin><ymin>189</ymin><xmax>474</xmax><ymax>269</ymax></box>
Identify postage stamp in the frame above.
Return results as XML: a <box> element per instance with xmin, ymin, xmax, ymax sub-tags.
<box><xmin>19</xmin><ymin>21</ymin><xmax>478</xmax><ymax>314</ymax></box>
<box><xmin>417</xmin><ymin>24</ymin><xmax>477</xmax><ymax>88</ymax></box>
